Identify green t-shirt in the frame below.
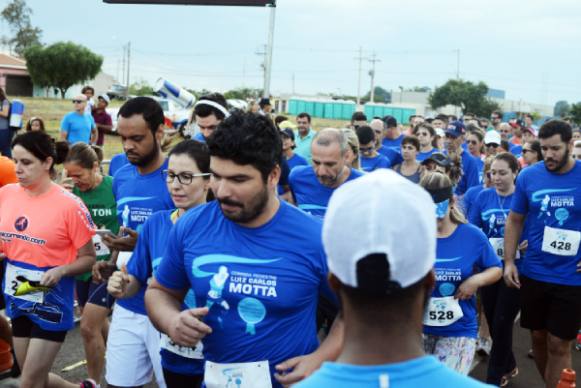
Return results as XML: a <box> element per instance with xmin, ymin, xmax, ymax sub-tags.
<box><xmin>73</xmin><ymin>175</ymin><xmax>119</xmax><ymax>281</ymax></box>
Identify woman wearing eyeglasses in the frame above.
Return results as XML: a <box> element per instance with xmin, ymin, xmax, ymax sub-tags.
<box><xmin>413</xmin><ymin>122</ymin><xmax>438</xmax><ymax>161</ymax></box>
<box><xmin>521</xmin><ymin>140</ymin><xmax>543</xmax><ymax>167</ymax></box>
<box><xmin>468</xmin><ymin>153</ymin><xmax>522</xmax><ymax>386</ymax></box>
<box><xmin>107</xmin><ymin>140</ymin><xmax>210</xmax><ymax>388</ymax></box>
<box><xmin>63</xmin><ymin>143</ymin><xmax>120</xmax><ymax>387</ymax></box>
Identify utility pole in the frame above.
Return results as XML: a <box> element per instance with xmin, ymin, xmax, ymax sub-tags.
<box><xmin>368</xmin><ymin>52</ymin><xmax>380</xmax><ymax>103</ymax></box>
<box><xmin>256</xmin><ymin>44</ymin><xmax>267</xmax><ymax>92</ymax></box>
<box><xmin>292</xmin><ymin>73</ymin><xmax>295</xmax><ymax>95</ymax></box>
<box><xmin>263</xmin><ymin>2</ymin><xmax>276</xmax><ymax>98</ymax></box>
<box><xmin>126</xmin><ymin>41</ymin><xmax>131</xmax><ymax>98</ymax></box>
<box><xmin>455</xmin><ymin>49</ymin><xmax>460</xmax><ymax>79</ymax></box>
<box><xmin>121</xmin><ymin>44</ymin><xmax>126</xmax><ymax>85</ymax></box>
<box><xmin>355</xmin><ymin>46</ymin><xmax>364</xmax><ymax>106</ymax></box>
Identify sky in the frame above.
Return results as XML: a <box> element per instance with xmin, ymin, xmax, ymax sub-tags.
<box><xmin>2</xmin><ymin>0</ymin><xmax>581</xmax><ymax>106</ymax></box>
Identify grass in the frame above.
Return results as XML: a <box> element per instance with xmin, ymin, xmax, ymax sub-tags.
<box><xmin>15</xmin><ymin>96</ymin><xmax>351</xmax><ymax>161</ymax></box>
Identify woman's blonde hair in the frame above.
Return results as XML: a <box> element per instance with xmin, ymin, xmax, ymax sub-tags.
<box><xmin>341</xmin><ymin>127</ymin><xmax>361</xmax><ymax>170</ymax></box>
<box><xmin>420</xmin><ymin>171</ymin><xmax>467</xmax><ymax>224</ymax></box>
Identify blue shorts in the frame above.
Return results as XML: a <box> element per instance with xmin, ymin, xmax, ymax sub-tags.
<box><xmin>76</xmin><ymin>280</ymin><xmax>114</xmax><ymax>309</ymax></box>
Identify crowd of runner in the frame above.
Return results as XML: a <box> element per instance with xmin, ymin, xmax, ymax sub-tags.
<box><xmin>0</xmin><ymin>88</ymin><xmax>579</xmax><ymax>388</ymax></box>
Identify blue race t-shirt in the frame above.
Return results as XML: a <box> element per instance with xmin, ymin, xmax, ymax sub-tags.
<box><xmin>287</xmin><ymin>153</ymin><xmax>308</xmax><ymax>171</ymax></box>
<box><xmin>511</xmin><ymin>161</ymin><xmax>581</xmax><ymax>286</ymax></box>
<box><xmin>155</xmin><ymin>201</ymin><xmax>334</xmax><ymax>388</ymax></box>
<box><xmin>455</xmin><ymin>150</ymin><xmax>481</xmax><ymax>196</ymax></box>
<box><xmin>360</xmin><ymin>154</ymin><xmax>391</xmax><ymax>172</ymax></box>
<box><xmin>381</xmin><ymin>134</ymin><xmax>404</xmax><ymax>151</ymax></box>
<box><xmin>424</xmin><ymin>223</ymin><xmax>501</xmax><ymax>338</ymax></box>
<box><xmin>108</xmin><ymin>153</ymin><xmax>129</xmax><ymax>177</ymax></box>
<box><xmin>469</xmin><ymin>188</ymin><xmax>522</xmax><ymax>271</ymax></box>
<box><xmin>112</xmin><ymin>160</ymin><xmax>174</xmax><ymax>232</ymax></box>
<box><xmin>461</xmin><ymin>185</ymin><xmax>484</xmax><ymax>217</ymax></box>
<box><xmin>60</xmin><ymin>112</ymin><xmax>95</xmax><ymax>144</ymax></box>
<box><xmin>294</xmin><ymin>356</ymin><xmax>493</xmax><ymax>388</ymax></box>
<box><xmin>474</xmin><ymin>157</ymin><xmax>484</xmax><ymax>184</ymax></box>
<box><xmin>378</xmin><ymin>146</ymin><xmax>402</xmax><ymax>166</ymax></box>
<box><xmin>123</xmin><ymin>209</ymin><xmax>204</xmax><ymax>376</ymax></box>
<box><xmin>510</xmin><ymin>143</ymin><xmax>523</xmax><ymax>159</ymax></box>
<box><xmin>193</xmin><ymin>132</ymin><xmax>206</xmax><ymax>143</ymax></box>
<box><xmin>417</xmin><ymin>148</ymin><xmax>438</xmax><ymax>162</ymax></box>
<box><xmin>289</xmin><ymin>166</ymin><xmax>364</xmax><ymax>218</ymax></box>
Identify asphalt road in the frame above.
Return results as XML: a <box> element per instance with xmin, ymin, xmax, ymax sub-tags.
<box><xmin>27</xmin><ymin>318</ymin><xmax>577</xmax><ymax>387</ymax></box>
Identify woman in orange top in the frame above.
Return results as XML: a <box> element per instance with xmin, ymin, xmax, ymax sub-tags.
<box><xmin>0</xmin><ymin>131</ymin><xmax>97</xmax><ymax>388</ymax></box>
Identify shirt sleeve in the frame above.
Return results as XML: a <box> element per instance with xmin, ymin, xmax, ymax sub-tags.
<box><xmin>65</xmin><ymin>197</ymin><xmax>96</xmax><ymax>249</ymax></box>
<box><xmin>60</xmin><ymin>114</ymin><xmax>69</xmax><ymax>133</ymax></box>
<box><xmin>468</xmin><ymin>192</ymin><xmax>483</xmax><ymax>227</ymax></box>
<box><xmin>126</xmin><ymin>217</ymin><xmax>152</xmax><ymax>286</ymax></box>
<box><xmin>511</xmin><ymin>172</ymin><xmax>528</xmax><ymax>215</ymax></box>
<box><xmin>155</xmin><ymin>218</ymin><xmax>189</xmax><ymax>290</ymax></box>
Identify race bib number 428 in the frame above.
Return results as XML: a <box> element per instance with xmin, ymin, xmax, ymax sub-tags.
<box><xmin>541</xmin><ymin>226</ymin><xmax>580</xmax><ymax>257</ymax></box>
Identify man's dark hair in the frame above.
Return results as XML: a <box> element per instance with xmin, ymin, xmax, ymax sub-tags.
<box><xmin>538</xmin><ymin>119</ymin><xmax>572</xmax><ymax>143</ymax></box>
<box><xmin>118</xmin><ymin>97</ymin><xmax>164</xmax><ymax>135</ymax></box>
<box><xmin>382</xmin><ymin>115</ymin><xmax>397</xmax><ymax>129</ymax></box>
<box><xmin>207</xmin><ymin>112</ymin><xmax>282</xmax><ymax>182</ymax></box>
<box><xmin>524</xmin><ymin>113</ymin><xmax>533</xmax><ymax>120</ymax></box>
<box><xmin>434</xmin><ymin>114</ymin><xmax>448</xmax><ymax>122</ymax></box>
<box><xmin>356</xmin><ymin>125</ymin><xmax>375</xmax><ymax>145</ymax></box>
<box><xmin>274</xmin><ymin>115</ymin><xmax>288</xmax><ymax>126</ymax></box>
<box><xmin>296</xmin><ymin>112</ymin><xmax>311</xmax><ymax>123</ymax></box>
<box><xmin>340</xmin><ymin>253</ymin><xmax>428</xmax><ymax>324</ymax></box>
<box><xmin>491</xmin><ymin>110</ymin><xmax>503</xmax><ymax>118</ymax></box>
<box><xmin>527</xmin><ymin>139</ymin><xmax>543</xmax><ymax>162</ymax></box>
<box><xmin>194</xmin><ymin>93</ymin><xmax>228</xmax><ymax>120</ymax></box>
<box><xmin>351</xmin><ymin>111</ymin><xmax>367</xmax><ymax>123</ymax></box>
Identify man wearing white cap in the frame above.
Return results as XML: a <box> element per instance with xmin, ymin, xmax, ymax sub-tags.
<box><xmin>295</xmin><ymin>170</ymin><xmax>491</xmax><ymax>388</ymax></box>
<box><xmin>484</xmin><ymin>130</ymin><xmax>502</xmax><ymax>157</ymax></box>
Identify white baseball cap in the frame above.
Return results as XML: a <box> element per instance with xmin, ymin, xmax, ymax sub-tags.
<box><xmin>484</xmin><ymin>130</ymin><xmax>501</xmax><ymax>145</ymax></box>
<box><xmin>323</xmin><ymin>169</ymin><xmax>436</xmax><ymax>293</ymax></box>
<box><xmin>98</xmin><ymin>94</ymin><xmax>110</xmax><ymax>104</ymax></box>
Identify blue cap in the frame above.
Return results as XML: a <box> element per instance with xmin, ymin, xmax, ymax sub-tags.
<box><xmin>445</xmin><ymin>120</ymin><xmax>466</xmax><ymax>138</ymax></box>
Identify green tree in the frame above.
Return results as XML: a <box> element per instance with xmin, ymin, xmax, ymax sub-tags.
<box><xmin>569</xmin><ymin>102</ymin><xmax>581</xmax><ymax>125</ymax></box>
<box><xmin>429</xmin><ymin>79</ymin><xmax>501</xmax><ymax>117</ymax></box>
<box><xmin>24</xmin><ymin>42</ymin><xmax>103</xmax><ymax>98</ymax></box>
<box><xmin>553</xmin><ymin>100</ymin><xmax>570</xmax><ymax>117</ymax></box>
<box><xmin>1</xmin><ymin>0</ymin><xmax>41</xmax><ymax>56</ymax></box>
<box><xmin>129</xmin><ymin>80</ymin><xmax>154</xmax><ymax>96</ymax></box>
<box><xmin>362</xmin><ymin>86</ymin><xmax>391</xmax><ymax>104</ymax></box>
<box><xmin>224</xmin><ymin>87</ymin><xmax>262</xmax><ymax>100</ymax></box>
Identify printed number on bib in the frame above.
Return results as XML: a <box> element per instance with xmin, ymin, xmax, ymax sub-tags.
<box><xmin>4</xmin><ymin>263</ymin><xmax>46</xmax><ymax>303</ymax></box>
<box><xmin>92</xmin><ymin>234</ymin><xmax>110</xmax><ymax>257</ymax></box>
<box><xmin>160</xmin><ymin>333</ymin><xmax>203</xmax><ymax>359</ymax></box>
<box><xmin>489</xmin><ymin>238</ymin><xmax>520</xmax><ymax>260</ymax></box>
<box><xmin>423</xmin><ymin>296</ymin><xmax>464</xmax><ymax>327</ymax></box>
<box><xmin>541</xmin><ymin>226</ymin><xmax>580</xmax><ymax>257</ymax></box>
<box><xmin>204</xmin><ymin>360</ymin><xmax>271</xmax><ymax>388</ymax></box>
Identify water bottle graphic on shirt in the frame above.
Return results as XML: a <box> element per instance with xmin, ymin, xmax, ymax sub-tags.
<box><xmin>539</xmin><ymin>195</ymin><xmax>551</xmax><ymax>218</ymax></box>
<box><xmin>121</xmin><ymin>205</ymin><xmax>130</xmax><ymax>228</ymax></box>
<box><xmin>206</xmin><ymin>266</ymin><xmax>231</xmax><ymax>326</ymax></box>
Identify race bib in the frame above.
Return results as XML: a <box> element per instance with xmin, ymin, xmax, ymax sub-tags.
<box><xmin>160</xmin><ymin>333</ymin><xmax>204</xmax><ymax>360</ymax></box>
<box><xmin>541</xmin><ymin>226</ymin><xmax>580</xmax><ymax>257</ymax></box>
<box><xmin>4</xmin><ymin>263</ymin><xmax>46</xmax><ymax>303</ymax></box>
<box><xmin>489</xmin><ymin>238</ymin><xmax>520</xmax><ymax>260</ymax></box>
<box><xmin>205</xmin><ymin>360</ymin><xmax>272</xmax><ymax>388</ymax></box>
<box><xmin>92</xmin><ymin>234</ymin><xmax>110</xmax><ymax>257</ymax></box>
<box><xmin>423</xmin><ymin>296</ymin><xmax>464</xmax><ymax>327</ymax></box>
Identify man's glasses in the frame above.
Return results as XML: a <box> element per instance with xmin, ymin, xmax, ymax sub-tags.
<box><xmin>359</xmin><ymin>146</ymin><xmax>374</xmax><ymax>153</ymax></box>
<box><xmin>72</xmin><ymin>100</ymin><xmax>84</xmax><ymax>104</ymax></box>
<box><xmin>486</xmin><ymin>143</ymin><xmax>499</xmax><ymax>148</ymax></box>
<box><xmin>163</xmin><ymin>170</ymin><xmax>211</xmax><ymax>185</ymax></box>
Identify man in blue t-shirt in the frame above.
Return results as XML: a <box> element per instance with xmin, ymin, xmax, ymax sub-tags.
<box><xmin>146</xmin><ymin>112</ymin><xmax>340</xmax><ymax>388</ymax></box>
<box><xmin>190</xmin><ymin>93</ymin><xmax>229</xmax><ymax>143</ymax></box>
<box><xmin>381</xmin><ymin>115</ymin><xmax>404</xmax><ymax>151</ymax></box>
<box><xmin>296</xmin><ymin>170</ymin><xmax>491</xmax><ymax>388</ymax></box>
<box><xmin>96</xmin><ymin>97</ymin><xmax>174</xmax><ymax>388</ymax></box>
<box><xmin>60</xmin><ymin>94</ymin><xmax>97</xmax><ymax>144</ymax></box>
<box><xmin>356</xmin><ymin>125</ymin><xmax>391</xmax><ymax>172</ymax></box>
<box><xmin>504</xmin><ymin>119</ymin><xmax>581</xmax><ymax>388</ymax></box>
<box><xmin>445</xmin><ymin>121</ymin><xmax>480</xmax><ymax>195</ymax></box>
<box><xmin>289</xmin><ymin>128</ymin><xmax>364</xmax><ymax>218</ymax></box>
